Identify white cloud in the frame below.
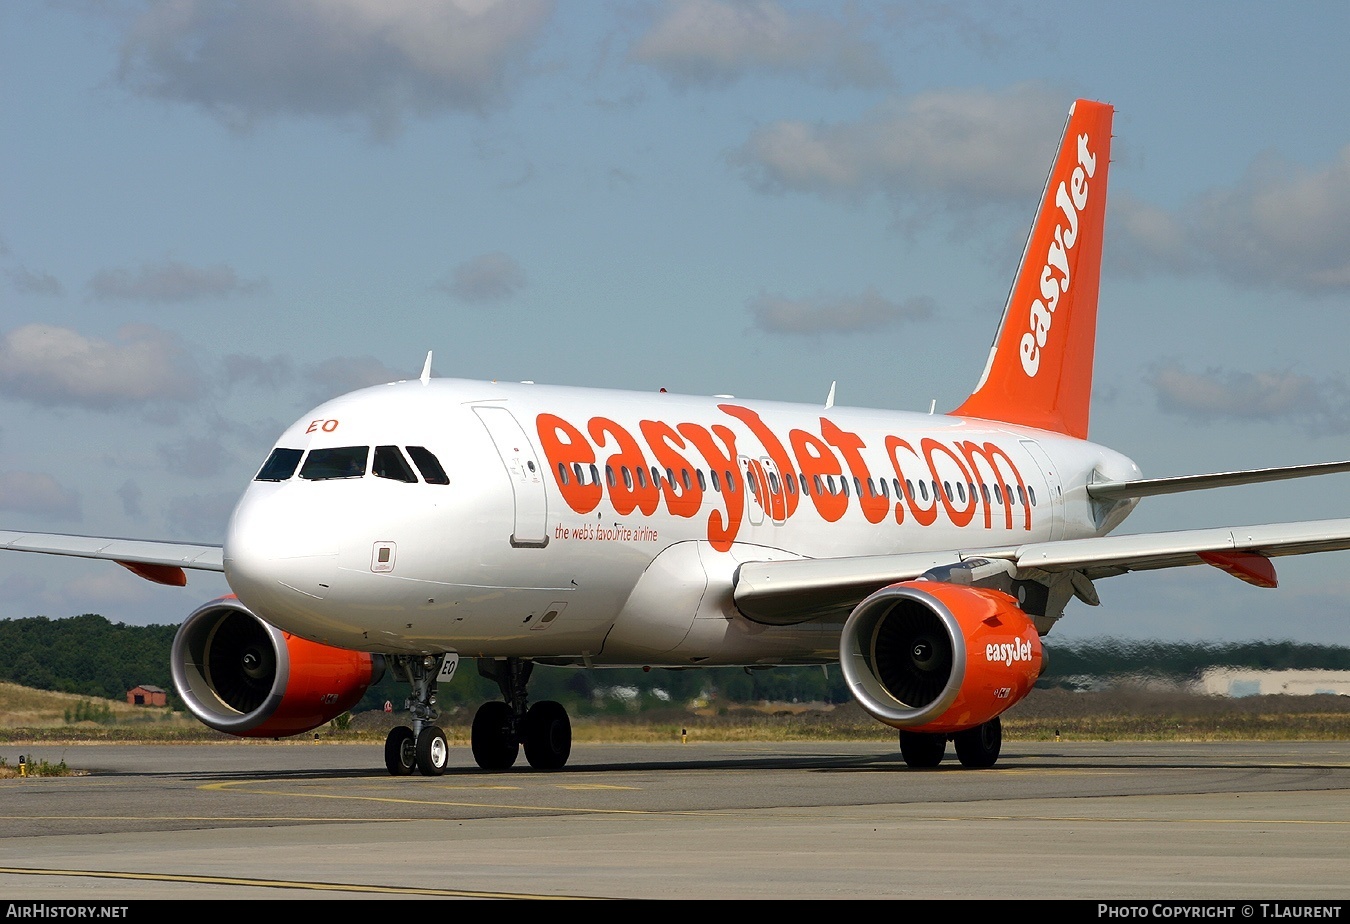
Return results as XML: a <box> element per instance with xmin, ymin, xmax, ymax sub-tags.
<box><xmin>749</xmin><ymin>289</ymin><xmax>933</xmax><ymax>334</ymax></box>
<box><xmin>1112</xmin><ymin>146</ymin><xmax>1350</xmax><ymax>293</ymax></box>
<box><xmin>438</xmin><ymin>252</ymin><xmax>527</xmax><ymax>303</ymax></box>
<box><xmin>0</xmin><ymin>324</ymin><xmax>202</xmax><ymax>409</ymax></box>
<box><xmin>731</xmin><ymin>83</ymin><xmax>1066</xmax><ymax>216</ymax></box>
<box><xmin>221</xmin><ymin>354</ymin><xmax>296</xmax><ymax>391</ymax></box>
<box><xmin>303</xmin><ymin>355</ymin><xmax>409</xmax><ymax>403</ymax></box>
<box><xmin>0</xmin><ymin>471</ymin><xmax>81</xmax><ymax>520</ymax></box>
<box><xmin>1149</xmin><ymin>362</ymin><xmax>1350</xmax><ymax>435</ymax></box>
<box><xmin>8</xmin><ymin>266</ymin><xmax>64</xmax><ymax>296</ymax></box>
<box><xmin>630</xmin><ymin>0</ymin><xmax>891</xmax><ymax>89</ymax></box>
<box><xmin>164</xmin><ymin>492</ymin><xmax>240</xmax><ymax>543</ymax></box>
<box><xmin>157</xmin><ymin>436</ymin><xmax>236</xmax><ymax>480</ymax></box>
<box><xmin>87</xmin><ymin>259</ymin><xmax>266</xmax><ymax>302</ymax></box>
<box><xmin>116</xmin><ymin>0</ymin><xmax>554</xmax><ymax>137</ymax></box>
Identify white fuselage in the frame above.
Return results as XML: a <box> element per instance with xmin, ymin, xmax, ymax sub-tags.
<box><xmin>223</xmin><ymin>378</ymin><xmax>1140</xmax><ymax>665</ymax></box>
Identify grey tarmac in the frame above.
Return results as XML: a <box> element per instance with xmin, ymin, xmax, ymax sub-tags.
<box><xmin>0</xmin><ymin>739</ymin><xmax>1347</xmax><ymax>900</ymax></box>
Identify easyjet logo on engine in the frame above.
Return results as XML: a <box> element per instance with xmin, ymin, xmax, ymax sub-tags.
<box><xmin>1019</xmin><ymin>131</ymin><xmax>1098</xmax><ymax>377</ymax></box>
<box><xmin>986</xmin><ymin>638</ymin><xmax>1034</xmax><ymax>667</ymax></box>
<box><xmin>535</xmin><ymin>404</ymin><xmax>1034</xmax><ymax>552</ymax></box>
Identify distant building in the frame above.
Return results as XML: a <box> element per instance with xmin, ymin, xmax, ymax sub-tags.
<box><xmin>1198</xmin><ymin>669</ymin><xmax>1350</xmax><ymax>697</ymax></box>
<box><xmin>127</xmin><ymin>685</ymin><xmax>168</xmax><ymax>707</ymax></box>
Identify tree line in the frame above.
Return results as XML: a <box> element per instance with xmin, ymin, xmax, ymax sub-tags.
<box><xmin>1</xmin><ymin>614</ymin><xmax>1347</xmax><ymax>714</ymax></box>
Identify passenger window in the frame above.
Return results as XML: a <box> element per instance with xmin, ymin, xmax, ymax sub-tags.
<box><xmin>1029</xmin><ymin>486</ymin><xmax>1037</xmax><ymax>505</ymax></box>
<box><xmin>557</xmin><ymin>462</ymin><xmax>570</xmax><ymax>484</ymax></box>
<box><xmin>406</xmin><ymin>446</ymin><xmax>450</xmax><ymax>484</ymax></box>
<box><xmin>606</xmin><ymin>465</ymin><xmax>616</xmax><ymax>488</ymax></box>
<box><xmin>300</xmin><ymin>446</ymin><xmax>369</xmax><ymax>480</ymax></box>
<box><xmin>711</xmin><ymin>469</ymin><xmax>721</xmax><ymax>492</ymax></box>
<box><xmin>623</xmin><ymin>467</ymin><xmax>634</xmax><ymax>489</ymax></box>
<box><xmin>919</xmin><ymin>481</ymin><xmax>928</xmax><ymax>501</ymax></box>
<box><xmin>255</xmin><ymin>447</ymin><xmax>302</xmax><ymax>482</ymax></box>
<box><xmin>373</xmin><ymin>446</ymin><xmax>418</xmax><ymax>483</ymax></box>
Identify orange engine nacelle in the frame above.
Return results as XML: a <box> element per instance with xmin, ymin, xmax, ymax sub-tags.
<box><xmin>839</xmin><ymin>580</ymin><xmax>1043</xmax><ymax>734</ymax></box>
<box><xmin>171</xmin><ymin>596</ymin><xmax>385</xmax><ymax>738</ymax></box>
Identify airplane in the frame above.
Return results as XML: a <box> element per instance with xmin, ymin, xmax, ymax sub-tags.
<box><xmin>4</xmin><ymin>98</ymin><xmax>1350</xmax><ymax>775</ymax></box>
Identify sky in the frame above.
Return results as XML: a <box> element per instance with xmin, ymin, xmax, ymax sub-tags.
<box><xmin>2</xmin><ymin>0</ymin><xmax>1349</xmax><ymax>647</ymax></box>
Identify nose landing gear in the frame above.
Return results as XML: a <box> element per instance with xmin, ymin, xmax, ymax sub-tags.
<box><xmin>383</xmin><ymin>654</ymin><xmax>450</xmax><ymax>777</ymax></box>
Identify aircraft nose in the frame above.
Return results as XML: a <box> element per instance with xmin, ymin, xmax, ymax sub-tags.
<box><xmin>223</xmin><ymin>485</ymin><xmax>339</xmax><ymax>614</ymax></box>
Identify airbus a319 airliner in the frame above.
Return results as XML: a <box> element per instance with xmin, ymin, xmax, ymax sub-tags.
<box><xmin>5</xmin><ymin>99</ymin><xmax>1350</xmax><ymax>774</ymax></box>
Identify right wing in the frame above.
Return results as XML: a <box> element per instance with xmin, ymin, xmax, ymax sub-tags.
<box><xmin>0</xmin><ymin>530</ymin><xmax>223</xmax><ymax>587</ymax></box>
<box><xmin>733</xmin><ymin>517</ymin><xmax>1350</xmax><ymax>626</ymax></box>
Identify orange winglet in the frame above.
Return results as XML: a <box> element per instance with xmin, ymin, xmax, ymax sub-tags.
<box><xmin>1197</xmin><ymin>551</ymin><xmax>1277</xmax><ymax>588</ymax></box>
<box><xmin>116</xmin><ymin>560</ymin><xmax>189</xmax><ymax>587</ymax></box>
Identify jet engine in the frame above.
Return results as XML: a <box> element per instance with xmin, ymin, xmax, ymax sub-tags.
<box><xmin>839</xmin><ymin>580</ymin><xmax>1043</xmax><ymax>734</ymax></box>
<box><xmin>171</xmin><ymin>596</ymin><xmax>384</xmax><ymax>737</ymax></box>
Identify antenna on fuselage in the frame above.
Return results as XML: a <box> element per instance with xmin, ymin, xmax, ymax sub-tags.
<box><xmin>825</xmin><ymin>381</ymin><xmax>836</xmax><ymax>409</ymax></box>
<box><xmin>419</xmin><ymin>351</ymin><xmax>433</xmax><ymax>386</ymax></box>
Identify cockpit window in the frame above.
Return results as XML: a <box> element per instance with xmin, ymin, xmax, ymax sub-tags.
<box><xmin>300</xmin><ymin>446</ymin><xmax>369</xmax><ymax>480</ymax></box>
<box><xmin>373</xmin><ymin>445</ymin><xmax>418</xmax><ymax>483</ymax></box>
<box><xmin>254</xmin><ymin>448</ymin><xmax>302</xmax><ymax>482</ymax></box>
<box><xmin>406</xmin><ymin>446</ymin><xmax>449</xmax><ymax>485</ymax></box>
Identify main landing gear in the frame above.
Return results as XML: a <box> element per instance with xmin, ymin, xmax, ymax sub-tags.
<box><xmin>472</xmin><ymin>658</ymin><xmax>572</xmax><ymax>771</ymax></box>
<box><xmin>898</xmin><ymin>717</ymin><xmax>1002</xmax><ymax>769</ymax></box>
<box><xmin>381</xmin><ymin>655</ymin><xmax>573</xmax><ymax>776</ymax></box>
<box><xmin>383</xmin><ymin>654</ymin><xmax>450</xmax><ymax>777</ymax></box>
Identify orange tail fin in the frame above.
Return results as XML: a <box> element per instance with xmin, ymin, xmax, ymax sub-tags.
<box><xmin>952</xmin><ymin>99</ymin><xmax>1113</xmax><ymax>440</ymax></box>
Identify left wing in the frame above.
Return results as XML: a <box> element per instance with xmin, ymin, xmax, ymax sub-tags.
<box><xmin>733</xmin><ymin>517</ymin><xmax>1350</xmax><ymax>625</ymax></box>
<box><xmin>0</xmin><ymin>530</ymin><xmax>223</xmax><ymax>587</ymax></box>
<box><xmin>1088</xmin><ymin>459</ymin><xmax>1350</xmax><ymax>500</ymax></box>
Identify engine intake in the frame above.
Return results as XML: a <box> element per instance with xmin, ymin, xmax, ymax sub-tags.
<box><xmin>171</xmin><ymin>596</ymin><xmax>384</xmax><ymax>738</ymax></box>
<box><xmin>839</xmin><ymin>580</ymin><xmax>1043</xmax><ymax>734</ymax></box>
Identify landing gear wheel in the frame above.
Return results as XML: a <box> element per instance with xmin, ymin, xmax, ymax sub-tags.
<box><xmin>523</xmin><ymin>700</ymin><xmax>572</xmax><ymax>770</ymax></box>
<box><xmin>953</xmin><ymin>717</ymin><xmax>1002</xmax><ymax>769</ymax></box>
<box><xmin>384</xmin><ymin>725</ymin><xmax>416</xmax><ymax>776</ymax></box>
<box><xmin>898</xmin><ymin>730</ymin><xmax>946</xmax><ymax>768</ymax></box>
<box><xmin>416</xmin><ymin>725</ymin><xmax>449</xmax><ymax>776</ymax></box>
<box><xmin>471</xmin><ymin>701</ymin><xmax>519</xmax><ymax>771</ymax></box>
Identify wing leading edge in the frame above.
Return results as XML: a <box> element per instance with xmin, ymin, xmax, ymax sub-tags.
<box><xmin>732</xmin><ymin>517</ymin><xmax>1350</xmax><ymax>626</ymax></box>
<box><xmin>0</xmin><ymin>530</ymin><xmax>223</xmax><ymax>587</ymax></box>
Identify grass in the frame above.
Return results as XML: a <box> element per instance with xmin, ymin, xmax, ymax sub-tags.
<box><xmin>1</xmin><ymin>682</ymin><xmax>1348</xmax><ymax>751</ymax></box>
